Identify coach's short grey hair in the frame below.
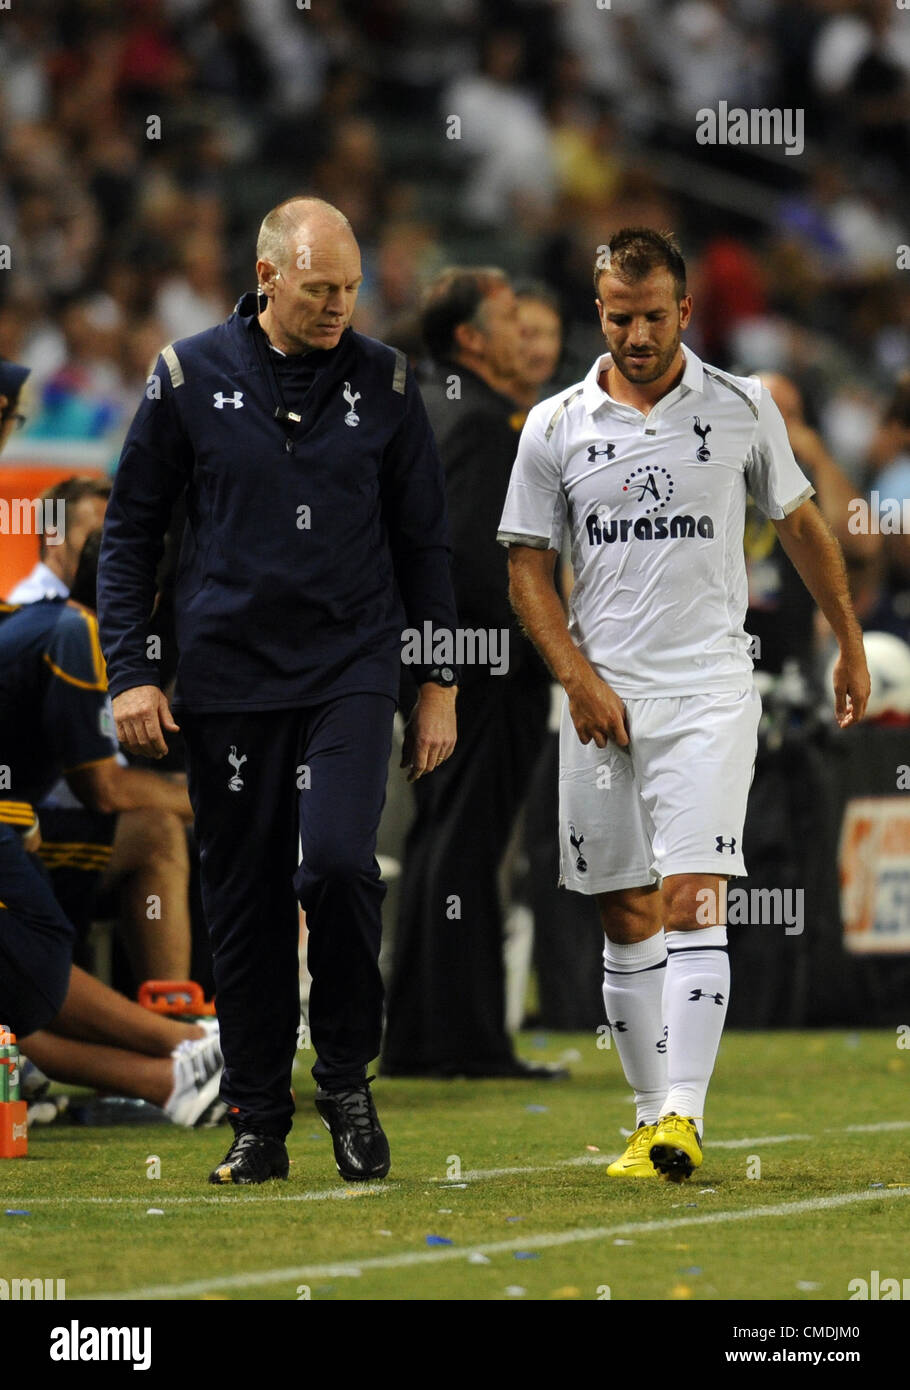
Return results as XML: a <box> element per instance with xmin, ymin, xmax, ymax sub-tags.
<box><xmin>256</xmin><ymin>197</ymin><xmax>352</xmax><ymax>270</ymax></box>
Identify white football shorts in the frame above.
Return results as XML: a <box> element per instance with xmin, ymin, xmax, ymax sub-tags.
<box><xmin>558</xmin><ymin>686</ymin><xmax>762</xmax><ymax>894</ymax></box>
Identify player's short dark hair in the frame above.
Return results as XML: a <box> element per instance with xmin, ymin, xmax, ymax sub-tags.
<box><xmin>593</xmin><ymin>228</ymin><xmax>687</xmax><ymax>302</ymax></box>
<box><xmin>37</xmin><ymin>476</ymin><xmax>112</xmax><ymax>558</ymax></box>
<box><xmin>420</xmin><ymin>266</ymin><xmax>510</xmax><ymax>364</ymax></box>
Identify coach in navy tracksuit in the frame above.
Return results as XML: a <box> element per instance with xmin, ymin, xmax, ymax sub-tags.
<box><xmin>98</xmin><ymin>197</ymin><xmax>458</xmax><ymax>1186</ymax></box>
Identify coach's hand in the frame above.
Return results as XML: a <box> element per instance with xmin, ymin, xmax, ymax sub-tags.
<box><xmin>566</xmin><ymin>669</ymin><xmax>630</xmax><ymax>749</ymax></box>
<box><xmin>401</xmin><ymin>683</ymin><xmax>457</xmax><ymax>782</ymax></box>
<box><xmin>112</xmin><ymin>685</ymin><xmax>180</xmax><ymax>759</ymax></box>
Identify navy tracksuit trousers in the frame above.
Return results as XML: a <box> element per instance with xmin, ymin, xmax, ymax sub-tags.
<box><xmin>182</xmin><ymin>693</ymin><xmax>396</xmax><ymax>1138</ymax></box>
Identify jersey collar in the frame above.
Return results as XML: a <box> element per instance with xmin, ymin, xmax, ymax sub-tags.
<box><xmin>582</xmin><ymin>344</ymin><xmax>705</xmax><ymax>415</ymax></box>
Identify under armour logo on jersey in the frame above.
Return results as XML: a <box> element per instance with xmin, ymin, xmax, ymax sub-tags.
<box><xmin>715</xmin><ymin>835</ymin><xmax>736</xmax><ymax>853</ymax></box>
<box><xmin>587</xmin><ymin>443</ymin><xmax>615</xmax><ymax>461</ymax></box>
<box><xmin>689</xmin><ymin>989</ymin><xmax>725</xmax><ymax>1005</ymax></box>
<box><xmin>342</xmin><ymin>381</ymin><xmax>361</xmax><ymax>427</ymax></box>
<box><xmin>604</xmin><ymin>1017</ymin><xmax>627</xmax><ymax>1033</ymax></box>
<box><xmin>214</xmin><ymin>391</ymin><xmax>244</xmax><ymax>410</ymax></box>
<box><xmin>227</xmin><ymin>745</ymin><xmax>247</xmax><ymax>792</ymax></box>
<box><xmin>693</xmin><ymin>416</ymin><xmax>712</xmax><ymax>460</ymax></box>
<box><xmin>568</xmin><ymin>823</ymin><xmax>587</xmax><ymax>873</ymax></box>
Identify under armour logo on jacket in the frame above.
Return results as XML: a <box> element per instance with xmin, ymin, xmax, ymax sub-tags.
<box><xmin>715</xmin><ymin>836</ymin><xmax>736</xmax><ymax>853</ymax></box>
<box><xmin>214</xmin><ymin>391</ymin><xmax>244</xmax><ymax>409</ymax></box>
<box><xmin>587</xmin><ymin>443</ymin><xmax>615</xmax><ymax>461</ymax></box>
<box><xmin>343</xmin><ymin>382</ymin><xmax>361</xmax><ymax>427</ymax></box>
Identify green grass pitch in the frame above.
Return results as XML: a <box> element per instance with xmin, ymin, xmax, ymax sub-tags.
<box><xmin>3</xmin><ymin>1030</ymin><xmax>909</xmax><ymax>1301</ymax></box>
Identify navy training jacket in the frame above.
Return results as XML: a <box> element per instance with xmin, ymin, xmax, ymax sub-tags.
<box><xmin>97</xmin><ymin>293</ymin><xmax>457</xmax><ymax>712</ymax></box>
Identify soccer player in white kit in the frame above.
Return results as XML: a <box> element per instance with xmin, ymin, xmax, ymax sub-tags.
<box><xmin>498</xmin><ymin>229</ymin><xmax>870</xmax><ymax>1181</ymax></box>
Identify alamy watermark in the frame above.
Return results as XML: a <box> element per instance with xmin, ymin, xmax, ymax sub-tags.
<box><xmin>401</xmin><ymin>622</ymin><xmax>509</xmax><ymax>676</ymax></box>
<box><xmin>0</xmin><ymin>497</ymin><xmax>64</xmax><ymax>542</ymax></box>
<box><xmin>696</xmin><ymin>102</ymin><xmax>804</xmax><ymax>157</ymax></box>
<box><xmin>50</xmin><ymin>1321</ymin><xmax>151</xmax><ymax>1370</ymax></box>
<box><xmin>848</xmin><ymin>1270</ymin><xmax>909</xmax><ymax>1300</ymax></box>
<box><xmin>847</xmin><ymin>494</ymin><xmax>910</xmax><ymax>535</ymax></box>
<box><xmin>696</xmin><ymin>881</ymin><xmax>804</xmax><ymax>935</ymax></box>
<box><xmin>1</xmin><ymin>1275</ymin><xmax>65</xmax><ymax>1300</ymax></box>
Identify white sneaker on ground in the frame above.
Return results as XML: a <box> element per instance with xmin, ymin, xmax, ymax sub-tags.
<box><xmin>165</xmin><ymin>1031</ymin><xmax>224</xmax><ymax>1127</ymax></box>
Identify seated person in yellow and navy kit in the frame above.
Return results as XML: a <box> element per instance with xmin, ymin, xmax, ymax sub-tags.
<box><xmin>0</xmin><ymin>356</ymin><xmax>79</xmax><ymax>1036</ymax></box>
<box><xmin>0</xmin><ymin>359</ymin><xmax>222</xmax><ymax>1129</ymax></box>
<box><xmin>0</xmin><ymin>589</ymin><xmax>119</xmax><ymax>1035</ymax></box>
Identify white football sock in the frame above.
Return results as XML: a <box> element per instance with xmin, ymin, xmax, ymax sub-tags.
<box><xmin>661</xmin><ymin>925</ymin><xmax>729</xmax><ymax>1133</ymax></box>
<box><xmin>601</xmin><ymin>931</ymin><xmax>668</xmax><ymax>1127</ymax></box>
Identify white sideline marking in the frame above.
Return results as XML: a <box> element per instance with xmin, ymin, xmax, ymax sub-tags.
<box><xmin>840</xmin><ymin>1121</ymin><xmax>910</xmax><ymax>1134</ymax></box>
<box><xmin>711</xmin><ymin>1133</ymin><xmax>812</xmax><ymax>1148</ymax></box>
<box><xmin>12</xmin><ymin>1122</ymin><xmax>899</xmax><ymax>1208</ymax></box>
<box><xmin>460</xmin><ymin>1155</ymin><xmax>609</xmax><ymax>1178</ymax></box>
<box><xmin>88</xmin><ymin>1187</ymin><xmax>910</xmax><ymax>1300</ymax></box>
<box><xmin>9</xmin><ymin>1185</ymin><xmax>394</xmax><ymax>1206</ymax></box>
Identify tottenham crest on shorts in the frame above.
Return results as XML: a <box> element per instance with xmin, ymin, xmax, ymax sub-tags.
<box><xmin>568</xmin><ymin>822</ymin><xmax>587</xmax><ymax>873</ymax></box>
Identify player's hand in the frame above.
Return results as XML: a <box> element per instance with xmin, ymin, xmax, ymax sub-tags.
<box><xmin>401</xmin><ymin>684</ymin><xmax>457</xmax><ymax>782</ymax></box>
<box><xmin>833</xmin><ymin>641</ymin><xmax>870</xmax><ymax>728</ymax></box>
<box><xmin>112</xmin><ymin>685</ymin><xmax>180</xmax><ymax>759</ymax></box>
<box><xmin>566</xmin><ymin>670</ymin><xmax>630</xmax><ymax>748</ymax></box>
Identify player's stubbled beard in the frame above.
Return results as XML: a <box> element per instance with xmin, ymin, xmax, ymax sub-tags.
<box><xmin>607</xmin><ymin>311</ymin><xmax>683</xmax><ymax>386</ymax></box>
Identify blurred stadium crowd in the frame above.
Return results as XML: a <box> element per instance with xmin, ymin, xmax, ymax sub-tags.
<box><xmin>2</xmin><ymin>0</ymin><xmax>908</xmax><ymax>632</ymax></box>
<box><xmin>1</xmin><ymin>0</ymin><xmax>909</xmax><ymax>1093</ymax></box>
<box><xmin>0</xmin><ymin>0</ymin><xmax>907</xmax><ymax>449</ymax></box>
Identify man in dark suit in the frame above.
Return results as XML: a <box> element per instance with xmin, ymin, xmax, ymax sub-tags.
<box><xmin>383</xmin><ymin>268</ymin><xmax>564</xmax><ymax>1079</ymax></box>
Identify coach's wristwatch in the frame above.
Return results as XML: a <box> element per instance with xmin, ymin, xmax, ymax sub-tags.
<box><xmin>422</xmin><ymin>665</ymin><xmax>458</xmax><ymax>688</ymax></box>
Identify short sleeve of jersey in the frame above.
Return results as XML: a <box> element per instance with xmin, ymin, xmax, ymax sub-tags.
<box><xmin>497</xmin><ymin>403</ymin><xmax>567</xmax><ymax>550</ymax></box>
<box><xmin>43</xmin><ymin>605</ymin><xmax>119</xmax><ymax>773</ymax></box>
<box><xmin>744</xmin><ymin>388</ymin><xmax>815</xmax><ymax>520</ymax></box>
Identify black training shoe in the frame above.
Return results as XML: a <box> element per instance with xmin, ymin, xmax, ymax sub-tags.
<box><xmin>208</xmin><ymin>1131</ymin><xmax>289</xmax><ymax>1185</ymax></box>
<box><xmin>314</xmin><ymin>1077</ymin><xmax>390</xmax><ymax>1182</ymax></box>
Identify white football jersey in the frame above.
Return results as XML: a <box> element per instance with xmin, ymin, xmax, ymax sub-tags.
<box><xmin>497</xmin><ymin>347</ymin><xmax>814</xmax><ymax>697</ymax></box>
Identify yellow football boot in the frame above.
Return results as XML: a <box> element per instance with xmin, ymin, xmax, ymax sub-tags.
<box><xmin>606</xmin><ymin>1122</ymin><xmax>659</xmax><ymax>1178</ymax></box>
<box><xmin>649</xmin><ymin>1113</ymin><xmax>703</xmax><ymax>1182</ymax></box>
